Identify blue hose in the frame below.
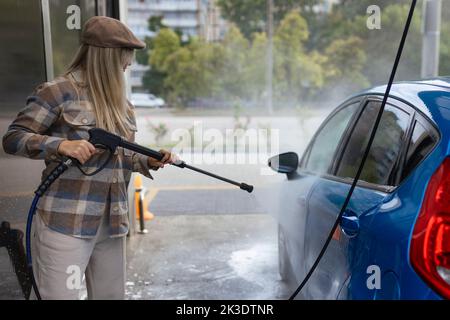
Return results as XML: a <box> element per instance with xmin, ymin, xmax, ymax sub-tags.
<box><xmin>25</xmin><ymin>195</ymin><xmax>41</xmax><ymax>300</ymax></box>
<box><xmin>26</xmin><ymin>195</ymin><xmax>39</xmax><ymax>266</ymax></box>
<box><xmin>25</xmin><ymin>159</ymin><xmax>72</xmax><ymax>300</ymax></box>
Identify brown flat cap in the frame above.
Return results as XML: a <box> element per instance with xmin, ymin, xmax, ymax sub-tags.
<box><xmin>81</xmin><ymin>16</ymin><xmax>145</xmax><ymax>49</ymax></box>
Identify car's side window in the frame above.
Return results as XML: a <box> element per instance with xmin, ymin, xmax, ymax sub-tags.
<box><xmin>304</xmin><ymin>103</ymin><xmax>359</xmax><ymax>175</ymax></box>
<box><xmin>336</xmin><ymin>101</ymin><xmax>410</xmax><ymax>186</ymax></box>
<box><xmin>401</xmin><ymin>119</ymin><xmax>438</xmax><ymax>180</ymax></box>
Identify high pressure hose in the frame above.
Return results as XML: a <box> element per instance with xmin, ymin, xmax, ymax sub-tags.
<box><xmin>289</xmin><ymin>0</ymin><xmax>417</xmax><ymax>300</ymax></box>
<box><xmin>25</xmin><ymin>154</ymin><xmax>114</xmax><ymax>300</ymax></box>
<box><xmin>26</xmin><ymin>158</ymin><xmax>73</xmax><ymax>300</ymax></box>
<box><xmin>25</xmin><ymin>196</ymin><xmax>41</xmax><ymax>300</ymax></box>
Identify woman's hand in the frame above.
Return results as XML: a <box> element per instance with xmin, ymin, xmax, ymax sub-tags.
<box><xmin>57</xmin><ymin>140</ymin><xmax>96</xmax><ymax>164</ymax></box>
<box><xmin>148</xmin><ymin>149</ymin><xmax>177</xmax><ymax>169</ymax></box>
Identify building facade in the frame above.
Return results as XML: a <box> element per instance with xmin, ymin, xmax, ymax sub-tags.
<box><xmin>314</xmin><ymin>0</ymin><xmax>340</xmax><ymax>13</ymax></box>
<box><xmin>127</xmin><ymin>0</ymin><xmax>227</xmax><ymax>92</ymax></box>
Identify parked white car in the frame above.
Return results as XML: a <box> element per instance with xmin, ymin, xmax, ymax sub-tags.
<box><xmin>130</xmin><ymin>93</ymin><xmax>165</xmax><ymax>108</ymax></box>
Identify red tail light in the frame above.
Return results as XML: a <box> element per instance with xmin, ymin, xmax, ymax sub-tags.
<box><xmin>410</xmin><ymin>158</ymin><xmax>450</xmax><ymax>299</ymax></box>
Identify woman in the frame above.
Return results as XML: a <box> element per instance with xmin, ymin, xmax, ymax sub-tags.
<box><xmin>2</xmin><ymin>16</ymin><xmax>174</xmax><ymax>299</ymax></box>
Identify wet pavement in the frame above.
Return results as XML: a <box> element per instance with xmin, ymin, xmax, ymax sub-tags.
<box><xmin>121</xmin><ymin>160</ymin><xmax>293</xmax><ymax>299</ymax></box>
<box><xmin>125</xmin><ymin>213</ymin><xmax>291</xmax><ymax>300</ymax></box>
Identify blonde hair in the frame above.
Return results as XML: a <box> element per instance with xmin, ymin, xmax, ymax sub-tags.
<box><xmin>64</xmin><ymin>44</ymin><xmax>135</xmax><ymax>138</ymax></box>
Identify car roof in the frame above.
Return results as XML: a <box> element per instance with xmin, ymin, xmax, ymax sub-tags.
<box><xmin>344</xmin><ymin>77</ymin><xmax>450</xmax><ymax>128</ymax></box>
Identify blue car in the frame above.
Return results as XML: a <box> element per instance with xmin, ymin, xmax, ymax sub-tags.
<box><xmin>268</xmin><ymin>79</ymin><xmax>450</xmax><ymax>300</ymax></box>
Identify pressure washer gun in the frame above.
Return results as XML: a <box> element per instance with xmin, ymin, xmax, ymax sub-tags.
<box><xmin>88</xmin><ymin>128</ymin><xmax>254</xmax><ymax>193</ymax></box>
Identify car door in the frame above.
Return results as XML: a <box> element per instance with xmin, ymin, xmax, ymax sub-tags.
<box><xmin>302</xmin><ymin>97</ymin><xmax>413</xmax><ymax>299</ymax></box>
<box><xmin>277</xmin><ymin>100</ymin><xmax>362</xmax><ymax>288</ymax></box>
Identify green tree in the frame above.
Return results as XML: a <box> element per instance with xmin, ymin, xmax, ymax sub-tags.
<box><xmin>336</xmin><ymin>0</ymin><xmax>410</xmax><ymax>19</ymax></box>
<box><xmin>353</xmin><ymin>4</ymin><xmax>422</xmax><ymax>84</ymax></box>
<box><xmin>148</xmin><ymin>16</ymin><xmax>167</xmax><ymax>32</ymax></box>
<box><xmin>313</xmin><ymin>3</ymin><xmax>422</xmax><ymax>87</ymax></box>
<box><xmin>323</xmin><ymin>36</ymin><xmax>368</xmax><ymax>95</ymax></box>
<box><xmin>217</xmin><ymin>25</ymin><xmax>250</xmax><ymax>100</ymax></box>
<box><xmin>162</xmin><ymin>39</ymin><xmax>220</xmax><ymax>105</ymax></box>
<box><xmin>149</xmin><ymin>28</ymin><xmax>181</xmax><ymax>70</ymax></box>
<box><xmin>162</xmin><ymin>47</ymin><xmax>196</xmax><ymax>105</ymax></box>
<box><xmin>439</xmin><ymin>4</ymin><xmax>450</xmax><ymax>75</ymax></box>
<box><xmin>273</xmin><ymin>10</ymin><xmax>324</xmax><ymax>103</ymax></box>
<box><xmin>217</xmin><ymin>0</ymin><xmax>320</xmax><ymax>39</ymax></box>
<box><xmin>135</xmin><ymin>38</ymin><xmax>151</xmax><ymax>66</ymax></box>
<box><xmin>440</xmin><ymin>20</ymin><xmax>450</xmax><ymax>76</ymax></box>
<box><xmin>247</xmin><ymin>32</ymin><xmax>268</xmax><ymax>102</ymax></box>
<box><xmin>135</xmin><ymin>16</ymin><xmax>167</xmax><ymax>66</ymax></box>
<box><xmin>139</xmin><ymin>28</ymin><xmax>181</xmax><ymax>97</ymax></box>
<box><xmin>304</xmin><ymin>9</ymin><xmax>355</xmax><ymax>52</ymax></box>
<box><xmin>142</xmin><ymin>68</ymin><xmax>166</xmax><ymax>96</ymax></box>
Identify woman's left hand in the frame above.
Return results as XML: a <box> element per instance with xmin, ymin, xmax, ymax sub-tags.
<box><xmin>148</xmin><ymin>149</ymin><xmax>177</xmax><ymax>169</ymax></box>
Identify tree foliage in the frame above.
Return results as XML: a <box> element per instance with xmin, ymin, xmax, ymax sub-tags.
<box><xmin>323</xmin><ymin>36</ymin><xmax>368</xmax><ymax>96</ymax></box>
<box><xmin>149</xmin><ymin>28</ymin><xmax>181</xmax><ymax>70</ymax></box>
<box><xmin>137</xmin><ymin>1</ymin><xmax>450</xmax><ymax>109</ymax></box>
<box><xmin>216</xmin><ymin>0</ymin><xmax>320</xmax><ymax>39</ymax></box>
<box><xmin>351</xmin><ymin>3</ymin><xmax>422</xmax><ymax>85</ymax></box>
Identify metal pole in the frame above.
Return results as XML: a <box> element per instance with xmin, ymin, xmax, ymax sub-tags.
<box><xmin>421</xmin><ymin>0</ymin><xmax>442</xmax><ymax>78</ymax></box>
<box><xmin>137</xmin><ymin>191</ymin><xmax>148</xmax><ymax>234</ymax></box>
<box><xmin>266</xmin><ymin>0</ymin><xmax>274</xmax><ymax>115</ymax></box>
<box><xmin>41</xmin><ymin>0</ymin><xmax>54</xmax><ymax>81</ymax></box>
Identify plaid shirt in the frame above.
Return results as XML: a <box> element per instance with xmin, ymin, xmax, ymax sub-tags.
<box><xmin>2</xmin><ymin>72</ymin><xmax>155</xmax><ymax>238</ymax></box>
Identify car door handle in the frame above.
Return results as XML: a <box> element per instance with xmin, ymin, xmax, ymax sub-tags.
<box><xmin>340</xmin><ymin>209</ymin><xmax>360</xmax><ymax>238</ymax></box>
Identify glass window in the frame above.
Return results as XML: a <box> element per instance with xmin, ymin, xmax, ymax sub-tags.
<box><xmin>0</xmin><ymin>0</ymin><xmax>46</xmax><ymax>113</ymax></box>
<box><xmin>305</xmin><ymin>103</ymin><xmax>359</xmax><ymax>174</ymax></box>
<box><xmin>336</xmin><ymin>102</ymin><xmax>410</xmax><ymax>186</ymax></box>
<box><xmin>48</xmin><ymin>0</ymin><xmax>97</xmax><ymax>77</ymax></box>
<box><xmin>402</xmin><ymin>120</ymin><xmax>438</xmax><ymax>180</ymax></box>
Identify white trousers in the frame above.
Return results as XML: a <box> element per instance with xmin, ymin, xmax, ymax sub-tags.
<box><xmin>31</xmin><ymin>210</ymin><xmax>126</xmax><ymax>300</ymax></box>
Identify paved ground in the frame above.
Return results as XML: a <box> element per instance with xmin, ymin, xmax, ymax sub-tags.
<box><xmin>0</xmin><ymin>163</ymin><xmax>292</xmax><ymax>300</ymax></box>
<box><xmin>125</xmin><ymin>214</ymin><xmax>291</xmax><ymax>300</ymax></box>
<box><xmin>0</xmin><ymin>186</ymin><xmax>292</xmax><ymax>300</ymax></box>
<box><xmin>122</xmin><ymin>160</ymin><xmax>292</xmax><ymax>300</ymax></box>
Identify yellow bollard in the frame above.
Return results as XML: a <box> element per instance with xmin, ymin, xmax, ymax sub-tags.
<box><xmin>134</xmin><ymin>175</ymin><xmax>154</xmax><ymax>222</ymax></box>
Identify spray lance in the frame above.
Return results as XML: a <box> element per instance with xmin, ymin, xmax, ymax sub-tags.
<box><xmin>89</xmin><ymin>128</ymin><xmax>254</xmax><ymax>192</ymax></box>
<box><xmin>25</xmin><ymin>128</ymin><xmax>254</xmax><ymax>299</ymax></box>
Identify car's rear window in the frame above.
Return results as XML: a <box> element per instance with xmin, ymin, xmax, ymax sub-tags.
<box><xmin>336</xmin><ymin>102</ymin><xmax>410</xmax><ymax>186</ymax></box>
<box><xmin>401</xmin><ymin>120</ymin><xmax>439</xmax><ymax>181</ymax></box>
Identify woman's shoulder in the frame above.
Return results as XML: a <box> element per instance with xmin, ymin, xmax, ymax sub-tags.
<box><xmin>29</xmin><ymin>75</ymin><xmax>80</xmax><ymax>109</ymax></box>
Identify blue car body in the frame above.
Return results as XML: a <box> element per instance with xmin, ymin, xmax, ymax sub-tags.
<box><xmin>277</xmin><ymin>79</ymin><xmax>450</xmax><ymax>300</ymax></box>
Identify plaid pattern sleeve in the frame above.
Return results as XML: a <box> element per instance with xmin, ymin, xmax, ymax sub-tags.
<box><xmin>1</xmin><ymin>75</ymin><xmax>159</xmax><ymax>238</ymax></box>
<box><xmin>133</xmin><ymin>152</ymin><xmax>156</xmax><ymax>179</ymax></box>
<box><xmin>2</xmin><ymin>81</ymin><xmax>66</xmax><ymax>161</ymax></box>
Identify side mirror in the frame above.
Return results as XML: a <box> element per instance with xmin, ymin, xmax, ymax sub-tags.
<box><xmin>268</xmin><ymin>152</ymin><xmax>299</xmax><ymax>177</ymax></box>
